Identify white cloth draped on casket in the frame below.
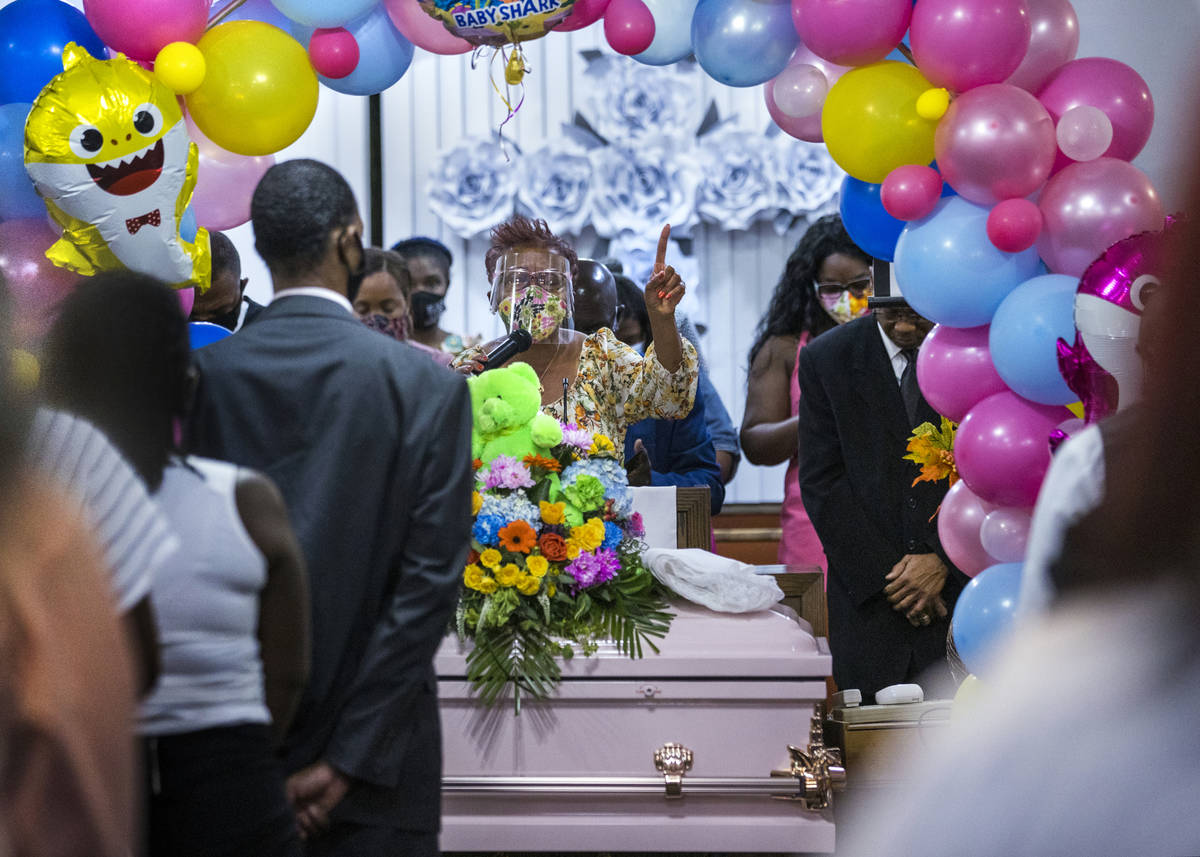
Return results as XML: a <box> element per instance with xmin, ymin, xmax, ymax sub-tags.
<box><xmin>643</xmin><ymin>547</ymin><xmax>785</xmax><ymax>613</ymax></box>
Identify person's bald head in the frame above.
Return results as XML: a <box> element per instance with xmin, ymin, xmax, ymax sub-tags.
<box><xmin>572</xmin><ymin>259</ymin><xmax>617</xmax><ymax>335</ymax></box>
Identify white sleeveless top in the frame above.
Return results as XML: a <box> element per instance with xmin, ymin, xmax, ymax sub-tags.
<box><xmin>139</xmin><ymin>457</ymin><xmax>271</xmax><ymax>735</ymax></box>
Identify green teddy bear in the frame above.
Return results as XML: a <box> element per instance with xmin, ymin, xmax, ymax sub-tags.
<box><xmin>468</xmin><ymin>362</ymin><xmax>564</xmax><ymax>465</ymax></box>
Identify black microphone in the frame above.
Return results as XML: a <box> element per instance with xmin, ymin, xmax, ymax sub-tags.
<box><xmin>472</xmin><ymin>328</ymin><xmax>533</xmax><ymax>374</ymax></box>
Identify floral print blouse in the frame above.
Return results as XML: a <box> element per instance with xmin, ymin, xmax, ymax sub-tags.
<box><xmin>454</xmin><ymin>327</ymin><xmax>698</xmax><ymax>454</ymax></box>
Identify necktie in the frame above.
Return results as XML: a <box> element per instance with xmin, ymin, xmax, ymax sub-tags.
<box><xmin>900</xmin><ymin>348</ymin><xmax>921</xmax><ymax>426</ymax></box>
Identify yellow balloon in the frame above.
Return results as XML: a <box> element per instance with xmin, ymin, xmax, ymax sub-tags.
<box><xmin>184</xmin><ymin>22</ymin><xmax>318</xmax><ymax>157</ymax></box>
<box><xmin>952</xmin><ymin>674</ymin><xmax>984</xmax><ymax>723</ymax></box>
<box><xmin>916</xmin><ymin>87</ymin><xmax>951</xmax><ymax>121</ymax></box>
<box><xmin>822</xmin><ymin>61</ymin><xmax>938</xmax><ymax>184</ymax></box>
<box><xmin>155</xmin><ymin>41</ymin><xmax>206</xmax><ymax>94</ymax></box>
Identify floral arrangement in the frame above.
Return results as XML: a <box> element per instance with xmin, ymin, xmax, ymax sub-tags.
<box><xmin>457</xmin><ymin>423</ymin><xmax>673</xmax><ymax>709</ymax></box>
<box><xmin>905</xmin><ymin>416</ymin><xmax>959</xmax><ymax>487</ymax></box>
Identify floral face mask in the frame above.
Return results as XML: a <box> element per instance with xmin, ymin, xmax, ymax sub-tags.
<box><xmin>360</xmin><ymin>312</ymin><xmax>412</xmax><ymax>341</ymax></box>
<box><xmin>814</xmin><ymin>278</ymin><xmax>872</xmax><ymax>325</ymax></box>
<box><xmin>497</xmin><ymin>286</ymin><xmax>568</xmax><ymax>342</ymax></box>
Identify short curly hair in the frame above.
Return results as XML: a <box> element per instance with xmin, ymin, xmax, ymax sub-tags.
<box><xmin>484</xmin><ymin>215</ymin><xmax>579</xmax><ymax>285</ymax></box>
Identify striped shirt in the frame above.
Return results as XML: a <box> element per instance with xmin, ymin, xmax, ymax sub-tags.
<box><xmin>25</xmin><ymin>408</ymin><xmax>179</xmax><ymax>612</ymax></box>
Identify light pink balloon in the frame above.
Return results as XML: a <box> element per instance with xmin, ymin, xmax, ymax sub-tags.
<box><xmin>83</xmin><ymin>0</ymin><xmax>210</xmax><ymax>61</ymax></box>
<box><xmin>881</xmin><ymin>164</ymin><xmax>944</xmax><ymax>221</ymax></box>
<box><xmin>177</xmin><ymin>287</ymin><xmax>195</xmax><ymax>318</ymax></box>
<box><xmin>937</xmin><ymin>479</ymin><xmax>996</xmax><ymax>577</ymax></box>
<box><xmin>956</xmin><ymin>390</ymin><xmax>1069</xmax><ymax>507</ymax></box>
<box><xmin>1037</xmin><ymin>157</ymin><xmax>1165</xmax><ymax>277</ymax></box>
<box><xmin>987</xmin><ymin>198</ymin><xmax>1043</xmax><ymax>253</ymax></box>
<box><xmin>553</xmin><ymin>0</ymin><xmax>613</xmax><ymax>31</ymax></box>
<box><xmin>1055</xmin><ymin>104</ymin><xmax>1114</xmax><ymax>163</ymax></box>
<box><xmin>980</xmin><ymin>507</ymin><xmax>1033</xmax><ymax>562</ymax></box>
<box><xmin>1037</xmin><ymin>57</ymin><xmax>1154</xmax><ymax>171</ymax></box>
<box><xmin>309</xmin><ymin>28</ymin><xmax>360</xmax><ymax>79</ymax></box>
<box><xmin>185</xmin><ymin>113</ymin><xmax>275</xmax><ymax>232</ymax></box>
<box><xmin>911</xmin><ymin>0</ymin><xmax>1032</xmax><ymax>93</ymax></box>
<box><xmin>935</xmin><ymin>83</ymin><xmax>1056</xmax><ymax>206</ymax></box>
<box><xmin>383</xmin><ymin>0</ymin><xmax>473</xmax><ymax>54</ymax></box>
<box><xmin>0</xmin><ymin>218</ymin><xmax>80</xmax><ymax>343</ymax></box>
<box><xmin>1006</xmin><ymin>0</ymin><xmax>1079</xmax><ymax>92</ymax></box>
<box><xmin>604</xmin><ymin>0</ymin><xmax>655</xmax><ymax>55</ymax></box>
<box><xmin>790</xmin><ymin>0</ymin><xmax>912</xmax><ymax>67</ymax></box>
<box><xmin>772</xmin><ymin>63</ymin><xmax>828</xmax><ymax>118</ymax></box>
<box><xmin>916</xmin><ymin>323</ymin><xmax>1009</xmax><ymax>422</ymax></box>
<box><xmin>765</xmin><ymin>45</ymin><xmax>849</xmax><ymax>142</ymax></box>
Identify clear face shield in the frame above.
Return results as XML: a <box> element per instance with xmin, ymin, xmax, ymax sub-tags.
<box><xmin>490</xmin><ymin>248</ymin><xmax>574</xmax><ymax>344</ymax></box>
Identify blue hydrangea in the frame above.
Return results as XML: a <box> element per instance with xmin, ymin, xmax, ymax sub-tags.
<box><xmin>479</xmin><ymin>492</ymin><xmax>540</xmax><ymax>526</ymax></box>
<box><xmin>602</xmin><ymin>521</ymin><xmax>624</xmax><ymax>550</ymax></box>
<box><xmin>472</xmin><ymin>514</ymin><xmax>506</xmax><ymax>546</ymax></box>
<box><xmin>562</xmin><ymin>457</ymin><xmax>633</xmax><ymax>517</ymax></box>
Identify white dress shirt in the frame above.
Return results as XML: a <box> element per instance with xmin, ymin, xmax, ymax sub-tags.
<box><xmin>877</xmin><ymin>322</ymin><xmax>908</xmax><ymax>384</ymax></box>
<box><xmin>270</xmin><ymin>286</ymin><xmax>354</xmax><ymax>315</ymax></box>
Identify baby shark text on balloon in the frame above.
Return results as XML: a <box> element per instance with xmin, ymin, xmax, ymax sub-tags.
<box><xmin>452</xmin><ymin>0</ymin><xmax>562</xmax><ymax>28</ymax></box>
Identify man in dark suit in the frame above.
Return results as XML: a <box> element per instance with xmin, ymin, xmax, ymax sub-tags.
<box><xmin>190</xmin><ymin>231</ymin><xmax>265</xmax><ymax>331</ymax></box>
<box><xmin>187</xmin><ymin>160</ymin><xmax>473</xmax><ymax>856</ymax></box>
<box><xmin>797</xmin><ymin>296</ymin><xmax>967</xmax><ymax>702</ymax></box>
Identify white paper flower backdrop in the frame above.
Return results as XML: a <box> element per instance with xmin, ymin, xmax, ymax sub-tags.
<box><xmin>581</xmin><ymin>55</ymin><xmax>701</xmax><ymax>142</ymax></box>
<box><xmin>426</xmin><ymin>137</ymin><xmax>518</xmax><ymax>239</ymax></box>
<box><xmin>516</xmin><ymin>143</ymin><xmax>595</xmax><ymax>236</ymax></box>
<box><xmin>589</xmin><ymin>137</ymin><xmax>700</xmax><ymax>237</ymax></box>
<box><xmin>695</xmin><ymin>127</ymin><xmax>778</xmax><ymax>231</ymax></box>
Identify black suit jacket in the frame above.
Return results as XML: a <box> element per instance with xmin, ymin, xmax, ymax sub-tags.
<box><xmin>796</xmin><ymin>316</ymin><xmax>966</xmax><ymax>698</ymax></box>
<box><xmin>188</xmin><ymin>295</ymin><xmax>473</xmax><ymax>832</ymax></box>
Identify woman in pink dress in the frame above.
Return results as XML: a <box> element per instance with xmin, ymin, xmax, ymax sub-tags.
<box><xmin>740</xmin><ymin>215</ymin><xmax>873</xmax><ymax>579</ymax></box>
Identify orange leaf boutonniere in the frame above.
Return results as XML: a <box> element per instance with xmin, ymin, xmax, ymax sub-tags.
<box><xmin>904</xmin><ymin>416</ymin><xmax>958</xmax><ymax>487</ymax></box>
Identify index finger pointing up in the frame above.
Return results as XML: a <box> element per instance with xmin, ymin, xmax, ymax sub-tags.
<box><xmin>654</xmin><ymin>224</ymin><xmax>671</xmax><ymax>271</ymax></box>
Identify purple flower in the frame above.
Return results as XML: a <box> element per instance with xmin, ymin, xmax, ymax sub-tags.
<box><xmin>627</xmin><ymin>512</ymin><xmax>645</xmax><ymax>539</ymax></box>
<box><xmin>560</xmin><ymin>423</ymin><xmax>593</xmax><ymax>450</ymax></box>
<box><xmin>565</xmin><ymin>548</ymin><xmax>621</xmax><ymax>590</ymax></box>
<box><xmin>482</xmin><ymin>455</ymin><xmax>535</xmax><ymax>490</ymax></box>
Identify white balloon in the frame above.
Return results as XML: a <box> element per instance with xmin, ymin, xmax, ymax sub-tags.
<box><xmin>632</xmin><ymin>0</ymin><xmax>700</xmax><ymax>66</ymax></box>
<box><xmin>771</xmin><ymin>63</ymin><xmax>829</xmax><ymax>119</ymax></box>
<box><xmin>1056</xmin><ymin>105</ymin><xmax>1114</xmax><ymax>162</ymax></box>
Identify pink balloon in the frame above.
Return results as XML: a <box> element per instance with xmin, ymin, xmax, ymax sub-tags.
<box><xmin>987</xmin><ymin>198</ymin><xmax>1043</xmax><ymax>253</ymax></box>
<box><xmin>553</xmin><ymin>0</ymin><xmax>613</xmax><ymax>31</ymax></box>
<box><xmin>309</xmin><ymin>28</ymin><xmax>360</xmax><ymax>79</ymax></box>
<box><xmin>1037</xmin><ymin>57</ymin><xmax>1154</xmax><ymax>171</ymax></box>
<box><xmin>604</xmin><ymin>0</ymin><xmax>655</xmax><ymax>55</ymax></box>
<box><xmin>937</xmin><ymin>480</ymin><xmax>996</xmax><ymax>577</ymax></box>
<box><xmin>177</xmin><ymin>287</ymin><xmax>195</xmax><ymax>318</ymax></box>
<box><xmin>1055</xmin><ymin>105</ymin><xmax>1113</xmax><ymax>162</ymax></box>
<box><xmin>83</xmin><ymin>0</ymin><xmax>210</xmax><ymax>61</ymax></box>
<box><xmin>916</xmin><ymin>323</ymin><xmax>1009</xmax><ymax>422</ymax></box>
<box><xmin>383</xmin><ymin>0</ymin><xmax>473</xmax><ymax>54</ymax></box>
<box><xmin>881</xmin><ymin>164</ymin><xmax>944</xmax><ymax>221</ymax></box>
<box><xmin>935</xmin><ymin>84</ymin><xmax>1055</xmax><ymax>206</ymax></box>
<box><xmin>185</xmin><ymin>113</ymin><xmax>275</xmax><ymax>232</ymax></box>
<box><xmin>980</xmin><ymin>507</ymin><xmax>1032</xmax><ymax>562</ymax></box>
<box><xmin>956</xmin><ymin>390</ymin><xmax>1069</xmax><ymax>507</ymax></box>
<box><xmin>1037</xmin><ymin>158</ymin><xmax>1165</xmax><ymax>277</ymax></box>
<box><xmin>0</xmin><ymin>218</ymin><xmax>80</xmax><ymax>343</ymax></box>
<box><xmin>790</xmin><ymin>0</ymin><xmax>911</xmax><ymax>67</ymax></box>
<box><xmin>772</xmin><ymin>64</ymin><xmax>828</xmax><ymax>118</ymax></box>
<box><xmin>1006</xmin><ymin>0</ymin><xmax>1079</xmax><ymax>92</ymax></box>
<box><xmin>765</xmin><ymin>46</ymin><xmax>849</xmax><ymax>142</ymax></box>
<box><xmin>910</xmin><ymin>0</ymin><xmax>1031</xmax><ymax>93</ymax></box>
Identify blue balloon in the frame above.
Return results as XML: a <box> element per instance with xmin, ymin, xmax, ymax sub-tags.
<box><xmin>292</xmin><ymin>7</ymin><xmax>414</xmax><ymax>96</ymax></box>
<box><xmin>273</xmin><ymin>0</ymin><xmax>378</xmax><ymax>28</ymax></box>
<box><xmin>989</xmin><ymin>274</ymin><xmax>1079</xmax><ymax>405</ymax></box>
<box><xmin>839</xmin><ymin>175</ymin><xmax>904</xmax><ymax>262</ymax></box>
<box><xmin>691</xmin><ymin>0</ymin><xmax>796</xmax><ymax>88</ymax></box>
<box><xmin>180</xmin><ymin>206</ymin><xmax>199</xmax><ymax>243</ymax></box>
<box><xmin>894</xmin><ymin>197</ymin><xmax>1042</xmax><ymax>327</ymax></box>
<box><xmin>218</xmin><ymin>0</ymin><xmax>295</xmax><ymax>30</ymax></box>
<box><xmin>189</xmin><ymin>321</ymin><xmax>233</xmax><ymax>349</ymax></box>
<box><xmin>634</xmin><ymin>0</ymin><xmax>699</xmax><ymax>66</ymax></box>
<box><xmin>0</xmin><ymin>0</ymin><xmax>107</xmax><ymax>104</ymax></box>
<box><xmin>0</xmin><ymin>103</ymin><xmax>44</xmax><ymax>221</ymax></box>
<box><xmin>952</xmin><ymin>562</ymin><xmax>1023</xmax><ymax>675</ymax></box>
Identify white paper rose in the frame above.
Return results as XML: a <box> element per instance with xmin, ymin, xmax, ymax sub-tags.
<box><xmin>516</xmin><ymin>142</ymin><xmax>594</xmax><ymax>236</ymax></box>
<box><xmin>426</xmin><ymin>138</ymin><xmax>518</xmax><ymax>239</ymax></box>
<box><xmin>588</xmin><ymin>136</ymin><xmax>700</xmax><ymax>238</ymax></box>
<box><xmin>582</xmin><ymin>56</ymin><xmax>700</xmax><ymax>143</ymax></box>
<box><xmin>769</xmin><ymin>135</ymin><xmax>843</xmax><ymax>225</ymax></box>
<box><xmin>695</xmin><ymin>128</ymin><xmax>776</xmax><ymax>231</ymax></box>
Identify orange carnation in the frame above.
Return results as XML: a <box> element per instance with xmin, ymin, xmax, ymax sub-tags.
<box><xmin>523</xmin><ymin>454</ymin><xmax>562</xmax><ymax>473</ymax></box>
<box><xmin>538</xmin><ymin>532</ymin><xmax>568</xmax><ymax>562</ymax></box>
<box><xmin>499</xmin><ymin>520</ymin><xmax>537</xmax><ymax>554</ymax></box>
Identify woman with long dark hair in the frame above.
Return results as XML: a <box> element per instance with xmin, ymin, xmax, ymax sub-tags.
<box><xmin>740</xmin><ymin>214</ymin><xmax>872</xmax><ymax>572</ymax></box>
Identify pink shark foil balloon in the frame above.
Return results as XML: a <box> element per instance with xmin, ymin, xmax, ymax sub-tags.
<box><xmin>1056</xmin><ymin>219</ymin><xmax>1176</xmax><ymax>423</ymax></box>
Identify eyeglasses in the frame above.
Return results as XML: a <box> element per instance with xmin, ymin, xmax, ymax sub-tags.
<box><xmin>497</xmin><ymin>270</ymin><xmax>570</xmax><ymax>292</ymax></box>
<box><xmin>815</xmin><ymin>275</ymin><xmax>873</xmax><ymax>300</ymax></box>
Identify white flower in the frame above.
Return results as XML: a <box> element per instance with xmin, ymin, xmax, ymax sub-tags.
<box><xmin>582</xmin><ymin>56</ymin><xmax>700</xmax><ymax>142</ymax></box>
<box><xmin>426</xmin><ymin>137</ymin><xmax>518</xmax><ymax>239</ymax></box>
<box><xmin>695</xmin><ymin>128</ymin><xmax>776</xmax><ymax>231</ymax></box>
<box><xmin>588</xmin><ymin>136</ymin><xmax>700</xmax><ymax>238</ymax></box>
<box><xmin>768</xmin><ymin>135</ymin><xmax>843</xmax><ymax>227</ymax></box>
<box><xmin>516</xmin><ymin>141</ymin><xmax>594</xmax><ymax>235</ymax></box>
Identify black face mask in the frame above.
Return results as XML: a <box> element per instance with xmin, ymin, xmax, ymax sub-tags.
<box><xmin>209</xmin><ymin>300</ymin><xmax>242</xmax><ymax>332</ymax></box>
<box><xmin>409</xmin><ymin>290</ymin><xmax>445</xmax><ymax>329</ymax></box>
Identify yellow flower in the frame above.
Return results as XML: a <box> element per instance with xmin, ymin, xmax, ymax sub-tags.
<box><xmin>463</xmin><ymin>564</ymin><xmax>485</xmax><ymax>590</ymax></box>
<box><xmin>539</xmin><ymin>501</ymin><xmax>566</xmax><ymax>525</ymax></box>
<box><xmin>478</xmin><ymin>577</ymin><xmax>498</xmax><ymax>594</ymax></box>
<box><xmin>570</xmin><ymin>518</ymin><xmax>605</xmax><ymax>552</ymax></box>
<box><xmin>548</xmin><ymin>583</ymin><xmax>557</xmax><ymax>597</ymax></box>
<box><xmin>479</xmin><ymin>549</ymin><xmax>502</xmax><ymax>570</ymax></box>
<box><xmin>589</xmin><ymin>434</ymin><xmax>615</xmax><ymax>456</ymax></box>
<box><xmin>496</xmin><ymin>563</ymin><xmax>521</xmax><ymax>587</ymax></box>
<box><xmin>471</xmin><ymin>491</ymin><xmax>482</xmax><ymax>515</ymax></box>
<box><xmin>526</xmin><ymin>555</ymin><xmax>549</xmax><ymax>578</ymax></box>
<box><xmin>516</xmin><ymin>575</ymin><xmax>540</xmax><ymax>595</ymax></box>
<box><xmin>565</xmin><ymin>542</ymin><xmax>582</xmax><ymax>560</ymax></box>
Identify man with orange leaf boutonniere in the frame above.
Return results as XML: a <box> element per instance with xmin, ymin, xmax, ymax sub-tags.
<box><xmin>452</xmin><ymin>216</ymin><xmax>698</xmax><ymax>456</ymax></box>
<box><xmin>797</xmin><ymin>293</ymin><xmax>968</xmax><ymax>704</ymax></box>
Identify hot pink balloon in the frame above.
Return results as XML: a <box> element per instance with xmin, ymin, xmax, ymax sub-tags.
<box><xmin>916</xmin><ymin>323</ymin><xmax>1009</xmax><ymax>422</ymax></box>
<box><xmin>937</xmin><ymin>479</ymin><xmax>996</xmax><ymax>577</ymax></box>
<box><xmin>765</xmin><ymin>45</ymin><xmax>849</xmax><ymax>142</ymax></box>
<box><xmin>0</xmin><ymin>218</ymin><xmax>80</xmax><ymax>342</ymax></box>
<box><xmin>935</xmin><ymin>83</ymin><xmax>1056</xmax><ymax>206</ymax></box>
<box><xmin>185</xmin><ymin>113</ymin><xmax>275</xmax><ymax>232</ymax></box>
<box><xmin>309</xmin><ymin>28</ymin><xmax>360</xmax><ymax>79</ymax></box>
<box><xmin>1037</xmin><ymin>57</ymin><xmax>1154</xmax><ymax>171</ymax></box>
<box><xmin>790</xmin><ymin>0</ymin><xmax>911</xmax><ymax>67</ymax></box>
<box><xmin>604</xmin><ymin>0</ymin><xmax>655</xmax><ymax>55</ymax></box>
<box><xmin>987</xmin><ymin>198</ymin><xmax>1043</xmax><ymax>253</ymax></box>
<box><xmin>383</xmin><ymin>0</ymin><xmax>473</xmax><ymax>54</ymax></box>
<box><xmin>177</xmin><ymin>287</ymin><xmax>195</xmax><ymax>318</ymax></box>
<box><xmin>1055</xmin><ymin>105</ymin><xmax>1113</xmax><ymax>162</ymax></box>
<box><xmin>956</xmin><ymin>390</ymin><xmax>1069</xmax><ymax>507</ymax></box>
<box><xmin>553</xmin><ymin>0</ymin><xmax>613</xmax><ymax>31</ymax></box>
<box><xmin>83</xmin><ymin>0</ymin><xmax>210</xmax><ymax>61</ymax></box>
<box><xmin>881</xmin><ymin>164</ymin><xmax>944</xmax><ymax>221</ymax></box>
<box><xmin>910</xmin><ymin>0</ymin><xmax>1031</xmax><ymax>93</ymax></box>
<box><xmin>1006</xmin><ymin>0</ymin><xmax>1079</xmax><ymax>92</ymax></box>
<box><xmin>980</xmin><ymin>507</ymin><xmax>1032</xmax><ymax>562</ymax></box>
<box><xmin>1037</xmin><ymin>158</ymin><xmax>1165</xmax><ymax>277</ymax></box>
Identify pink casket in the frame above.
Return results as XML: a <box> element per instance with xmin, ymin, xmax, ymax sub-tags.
<box><xmin>435</xmin><ymin>600</ymin><xmax>836</xmax><ymax>853</ymax></box>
